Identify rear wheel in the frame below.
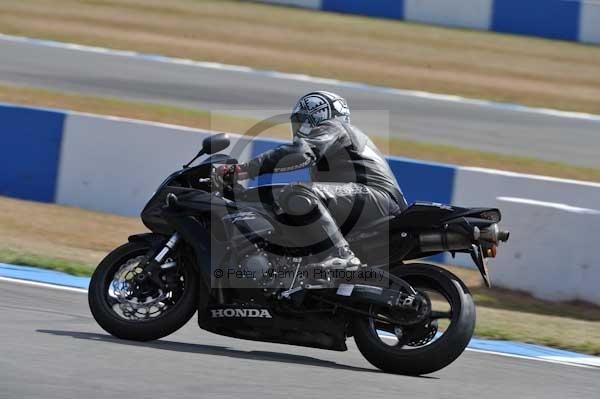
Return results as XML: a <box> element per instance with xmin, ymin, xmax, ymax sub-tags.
<box><xmin>353</xmin><ymin>263</ymin><xmax>475</xmax><ymax>375</ymax></box>
<box><xmin>88</xmin><ymin>241</ymin><xmax>199</xmax><ymax>341</ymax></box>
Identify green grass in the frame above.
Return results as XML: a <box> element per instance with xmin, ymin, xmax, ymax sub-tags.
<box><xmin>471</xmin><ymin>287</ymin><xmax>600</xmax><ymax>321</ymax></box>
<box><xmin>0</xmin><ymin>248</ymin><xmax>94</xmax><ymax>277</ymax></box>
<box><xmin>474</xmin><ymin>325</ymin><xmax>600</xmax><ymax>356</ymax></box>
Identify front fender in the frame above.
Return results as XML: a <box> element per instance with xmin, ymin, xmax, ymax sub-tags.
<box><xmin>128</xmin><ymin>233</ymin><xmax>169</xmax><ymax>249</ymax></box>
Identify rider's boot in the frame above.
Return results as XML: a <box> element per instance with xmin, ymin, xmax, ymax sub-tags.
<box><xmin>301</xmin><ymin>245</ymin><xmax>367</xmax><ymax>288</ymax></box>
<box><xmin>310</xmin><ymin>245</ymin><xmax>363</xmax><ymax>272</ymax></box>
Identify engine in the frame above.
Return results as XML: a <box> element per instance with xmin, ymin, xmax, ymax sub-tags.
<box><xmin>221</xmin><ymin>208</ymin><xmax>302</xmax><ymax>293</ymax></box>
<box><xmin>242</xmin><ymin>249</ymin><xmax>272</xmax><ymax>282</ymax></box>
<box><xmin>233</xmin><ymin>246</ymin><xmax>299</xmax><ymax>293</ymax></box>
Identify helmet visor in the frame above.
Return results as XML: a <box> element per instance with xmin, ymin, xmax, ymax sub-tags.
<box><xmin>290</xmin><ymin>111</ymin><xmax>310</xmax><ymax>137</ymax></box>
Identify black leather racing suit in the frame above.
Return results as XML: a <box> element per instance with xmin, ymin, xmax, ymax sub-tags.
<box><xmin>242</xmin><ymin>119</ymin><xmax>408</xmax><ymax>258</ymax></box>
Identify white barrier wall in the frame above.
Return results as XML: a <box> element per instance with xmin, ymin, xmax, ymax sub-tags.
<box><xmin>495</xmin><ymin>201</ymin><xmax>600</xmax><ymax>304</ymax></box>
<box><xmin>453</xmin><ymin>168</ymin><xmax>600</xmax><ymax>303</ymax></box>
<box><xmin>404</xmin><ymin>0</ymin><xmax>493</xmax><ymax>30</ymax></box>
<box><xmin>579</xmin><ymin>1</ymin><xmax>600</xmax><ymax>44</ymax></box>
<box><xmin>56</xmin><ymin>114</ymin><xmax>254</xmax><ymax>216</ymax></box>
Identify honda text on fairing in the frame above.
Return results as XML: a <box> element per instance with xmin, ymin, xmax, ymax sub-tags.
<box><xmin>88</xmin><ymin>133</ymin><xmax>509</xmax><ymax>375</ymax></box>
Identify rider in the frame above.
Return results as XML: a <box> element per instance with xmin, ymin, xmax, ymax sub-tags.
<box><xmin>219</xmin><ymin>91</ymin><xmax>407</xmax><ymax>271</ymax></box>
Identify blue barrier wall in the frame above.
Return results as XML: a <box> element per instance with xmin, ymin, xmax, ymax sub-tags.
<box><xmin>387</xmin><ymin>157</ymin><xmax>455</xmax><ymax>205</ymax></box>
<box><xmin>492</xmin><ymin>0</ymin><xmax>581</xmax><ymax>41</ymax></box>
<box><xmin>251</xmin><ymin>0</ymin><xmax>600</xmax><ymax>44</ymax></box>
<box><xmin>0</xmin><ymin>104</ymin><xmax>65</xmax><ymax>202</ymax></box>
<box><xmin>322</xmin><ymin>0</ymin><xmax>404</xmax><ymax>19</ymax></box>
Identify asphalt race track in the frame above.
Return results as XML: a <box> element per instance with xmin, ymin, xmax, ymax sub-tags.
<box><xmin>0</xmin><ymin>280</ymin><xmax>598</xmax><ymax>399</ymax></box>
<box><xmin>1</xmin><ymin>37</ymin><xmax>600</xmax><ymax>168</ymax></box>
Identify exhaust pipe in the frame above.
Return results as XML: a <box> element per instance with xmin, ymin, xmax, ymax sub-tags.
<box><xmin>419</xmin><ymin>223</ymin><xmax>510</xmax><ymax>252</ymax></box>
<box><xmin>419</xmin><ymin>231</ymin><xmax>472</xmax><ymax>252</ymax></box>
<box><xmin>479</xmin><ymin>224</ymin><xmax>510</xmax><ymax>243</ymax></box>
<box><xmin>498</xmin><ymin>230</ymin><xmax>510</xmax><ymax>242</ymax></box>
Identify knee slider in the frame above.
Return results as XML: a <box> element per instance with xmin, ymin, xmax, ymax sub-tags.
<box><xmin>279</xmin><ymin>184</ymin><xmax>318</xmax><ymax>216</ymax></box>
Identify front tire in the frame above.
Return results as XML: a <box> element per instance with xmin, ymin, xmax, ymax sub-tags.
<box><xmin>88</xmin><ymin>241</ymin><xmax>199</xmax><ymax>341</ymax></box>
<box><xmin>353</xmin><ymin>263</ymin><xmax>475</xmax><ymax>375</ymax></box>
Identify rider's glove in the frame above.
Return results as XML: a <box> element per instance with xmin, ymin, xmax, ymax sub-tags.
<box><xmin>215</xmin><ymin>164</ymin><xmax>250</xmax><ymax>180</ymax></box>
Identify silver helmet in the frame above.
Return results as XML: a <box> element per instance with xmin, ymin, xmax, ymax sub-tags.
<box><xmin>290</xmin><ymin>91</ymin><xmax>350</xmax><ymax>136</ymax></box>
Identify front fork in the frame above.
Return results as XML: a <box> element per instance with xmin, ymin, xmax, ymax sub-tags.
<box><xmin>142</xmin><ymin>233</ymin><xmax>181</xmax><ymax>288</ymax></box>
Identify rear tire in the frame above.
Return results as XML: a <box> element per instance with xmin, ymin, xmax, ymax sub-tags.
<box><xmin>353</xmin><ymin>263</ymin><xmax>475</xmax><ymax>375</ymax></box>
<box><xmin>88</xmin><ymin>241</ymin><xmax>199</xmax><ymax>341</ymax></box>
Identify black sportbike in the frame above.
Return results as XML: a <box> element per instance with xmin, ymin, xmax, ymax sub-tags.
<box><xmin>89</xmin><ymin>133</ymin><xmax>509</xmax><ymax>375</ymax></box>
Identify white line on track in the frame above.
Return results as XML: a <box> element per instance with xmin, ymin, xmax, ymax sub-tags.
<box><xmin>2</xmin><ymin>276</ymin><xmax>598</xmax><ymax>370</ymax></box>
<box><xmin>1</xmin><ymin>33</ymin><xmax>600</xmax><ymax>123</ymax></box>
<box><xmin>497</xmin><ymin>197</ymin><xmax>600</xmax><ymax>214</ymax></box>
<box><xmin>378</xmin><ymin>336</ymin><xmax>600</xmax><ymax>370</ymax></box>
<box><xmin>459</xmin><ymin>166</ymin><xmax>600</xmax><ymax>187</ymax></box>
<box><xmin>465</xmin><ymin>348</ymin><xmax>600</xmax><ymax>370</ymax></box>
<box><xmin>0</xmin><ymin>276</ymin><xmax>88</xmax><ymax>294</ymax></box>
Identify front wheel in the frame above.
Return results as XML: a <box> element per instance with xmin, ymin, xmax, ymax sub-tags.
<box><xmin>88</xmin><ymin>241</ymin><xmax>199</xmax><ymax>341</ymax></box>
<box><xmin>353</xmin><ymin>263</ymin><xmax>475</xmax><ymax>375</ymax></box>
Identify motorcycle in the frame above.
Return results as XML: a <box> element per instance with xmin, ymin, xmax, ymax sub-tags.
<box><xmin>88</xmin><ymin>133</ymin><xmax>509</xmax><ymax>375</ymax></box>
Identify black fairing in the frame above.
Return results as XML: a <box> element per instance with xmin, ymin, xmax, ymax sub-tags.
<box><xmin>140</xmin><ymin>154</ymin><xmax>237</xmax><ymax>233</ymax></box>
<box><xmin>198</xmin><ymin>305</ymin><xmax>348</xmax><ymax>351</ymax></box>
<box><xmin>346</xmin><ymin>202</ymin><xmax>501</xmax><ymax>264</ymax></box>
<box><xmin>390</xmin><ymin>201</ymin><xmax>500</xmax><ymax>229</ymax></box>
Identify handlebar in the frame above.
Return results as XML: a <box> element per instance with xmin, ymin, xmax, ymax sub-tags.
<box><xmin>208</xmin><ymin>165</ymin><xmax>238</xmax><ymax>195</ymax></box>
